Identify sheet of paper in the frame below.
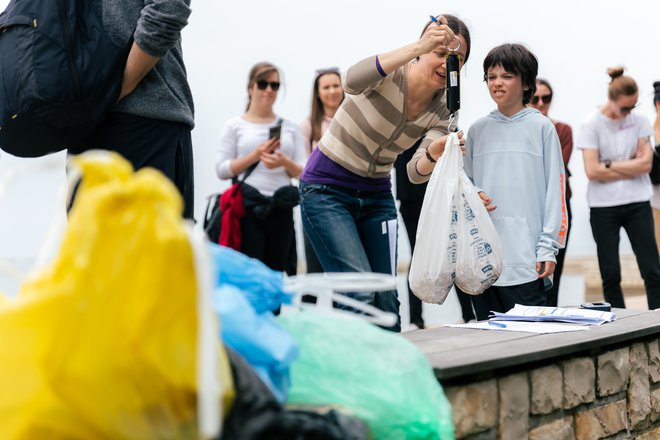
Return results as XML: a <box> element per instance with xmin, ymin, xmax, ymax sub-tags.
<box><xmin>490</xmin><ymin>304</ymin><xmax>616</xmax><ymax>325</ymax></box>
<box><xmin>445</xmin><ymin>321</ymin><xmax>591</xmax><ymax>334</ymax></box>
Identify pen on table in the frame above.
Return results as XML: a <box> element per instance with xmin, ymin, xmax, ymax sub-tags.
<box><xmin>488</xmin><ymin>321</ymin><xmax>507</xmax><ymax>328</ymax></box>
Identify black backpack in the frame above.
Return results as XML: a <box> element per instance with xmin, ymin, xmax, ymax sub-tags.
<box><xmin>0</xmin><ymin>0</ymin><xmax>132</xmax><ymax>157</ymax></box>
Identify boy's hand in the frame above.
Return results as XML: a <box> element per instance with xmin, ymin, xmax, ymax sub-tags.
<box><xmin>478</xmin><ymin>191</ymin><xmax>497</xmax><ymax>212</ymax></box>
<box><xmin>537</xmin><ymin>261</ymin><xmax>556</xmax><ymax>279</ymax></box>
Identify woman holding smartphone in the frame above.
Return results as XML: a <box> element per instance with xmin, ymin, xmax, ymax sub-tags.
<box><xmin>215</xmin><ymin>62</ymin><xmax>306</xmax><ymax>275</ymax></box>
<box><xmin>299</xmin><ymin>15</ymin><xmax>471</xmax><ymax>331</ymax></box>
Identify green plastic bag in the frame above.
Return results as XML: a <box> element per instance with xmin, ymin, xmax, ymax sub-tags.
<box><xmin>278</xmin><ymin>311</ymin><xmax>454</xmax><ymax>440</ymax></box>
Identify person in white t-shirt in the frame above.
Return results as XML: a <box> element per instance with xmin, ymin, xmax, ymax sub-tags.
<box><xmin>215</xmin><ymin>62</ymin><xmax>307</xmax><ymax>275</ymax></box>
<box><xmin>650</xmin><ymin>82</ymin><xmax>660</xmax><ymax>254</ymax></box>
<box><xmin>577</xmin><ymin>67</ymin><xmax>660</xmax><ymax>310</ymax></box>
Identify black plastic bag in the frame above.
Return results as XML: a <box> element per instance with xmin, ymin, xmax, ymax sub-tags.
<box><xmin>221</xmin><ymin>348</ymin><xmax>367</xmax><ymax>440</ymax></box>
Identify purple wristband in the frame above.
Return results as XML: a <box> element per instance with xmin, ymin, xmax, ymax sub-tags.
<box><xmin>375</xmin><ymin>55</ymin><xmax>387</xmax><ymax>77</ymax></box>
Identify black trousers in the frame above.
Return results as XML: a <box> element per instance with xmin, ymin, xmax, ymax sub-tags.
<box><xmin>471</xmin><ymin>279</ymin><xmax>547</xmax><ymax>321</ymax></box>
<box><xmin>398</xmin><ymin>200</ymin><xmax>425</xmax><ymax>326</ymax></box>
<box><xmin>547</xmin><ymin>201</ymin><xmax>572</xmax><ymax>306</ymax></box>
<box><xmin>590</xmin><ymin>201</ymin><xmax>660</xmax><ymax>310</ymax></box>
<box><xmin>241</xmin><ymin>207</ymin><xmax>296</xmax><ymax>276</ymax></box>
<box><xmin>70</xmin><ymin>112</ymin><xmax>194</xmax><ymax>219</ymax></box>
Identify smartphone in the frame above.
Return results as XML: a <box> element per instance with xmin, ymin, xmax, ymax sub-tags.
<box><xmin>269</xmin><ymin>123</ymin><xmax>282</xmax><ymax>141</ymax></box>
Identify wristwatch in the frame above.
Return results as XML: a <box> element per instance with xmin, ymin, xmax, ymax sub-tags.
<box><xmin>603</xmin><ymin>159</ymin><xmax>612</xmax><ymax>168</ymax></box>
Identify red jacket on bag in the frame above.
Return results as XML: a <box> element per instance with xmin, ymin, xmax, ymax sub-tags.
<box><xmin>219</xmin><ymin>184</ymin><xmax>245</xmax><ymax>251</ymax></box>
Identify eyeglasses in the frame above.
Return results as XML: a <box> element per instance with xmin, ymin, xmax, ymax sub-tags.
<box><xmin>530</xmin><ymin>94</ymin><xmax>552</xmax><ymax>105</ymax></box>
<box><xmin>314</xmin><ymin>67</ymin><xmax>340</xmax><ymax>77</ymax></box>
<box><xmin>618</xmin><ymin>102</ymin><xmax>639</xmax><ymax>114</ymax></box>
<box><xmin>256</xmin><ymin>80</ymin><xmax>280</xmax><ymax>91</ymax></box>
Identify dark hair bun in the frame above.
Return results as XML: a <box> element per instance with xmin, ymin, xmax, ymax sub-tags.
<box><xmin>654</xmin><ymin>81</ymin><xmax>660</xmax><ymax>93</ymax></box>
<box><xmin>607</xmin><ymin>66</ymin><xmax>625</xmax><ymax>80</ymax></box>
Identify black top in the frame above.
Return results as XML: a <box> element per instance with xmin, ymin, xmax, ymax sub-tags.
<box><xmin>394</xmin><ymin>138</ymin><xmax>428</xmax><ymax>202</ymax></box>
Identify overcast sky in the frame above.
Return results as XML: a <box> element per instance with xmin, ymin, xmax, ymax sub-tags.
<box><xmin>1</xmin><ymin>0</ymin><xmax>659</xmax><ymax>269</ymax></box>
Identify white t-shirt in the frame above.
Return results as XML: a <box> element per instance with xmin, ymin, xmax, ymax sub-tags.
<box><xmin>577</xmin><ymin>110</ymin><xmax>653</xmax><ymax>208</ymax></box>
<box><xmin>215</xmin><ymin>116</ymin><xmax>307</xmax><ymax>197</ymax></box>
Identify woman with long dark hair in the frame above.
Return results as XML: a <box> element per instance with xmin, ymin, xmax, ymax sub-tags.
<box><xmin>299</xmin><ymin>67</ymin><xmax>345</xmax><ymax>273</ymax></box>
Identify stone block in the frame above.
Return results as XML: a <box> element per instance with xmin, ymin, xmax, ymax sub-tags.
<box><xmin>575</xmin><ymin>400</ymin><xmax>628</xmax><ymax>440</ymax></box>
<box><xmin>648</xmin><ymin>338</ymin><xmax>660</xmax><ymax>383</ymax></box>
<box><xmin>531</xmin><ymin>364</ymin><xmax>563</xmax><ymax>415</ymax></box>
<box><xmin>651</xmin><ymin>389</ymin><xmax>660</xmax><ymax>423</ymax></box>
<box><xmin>529</xmin><ymin>417</ymin><xmax>575</xmax><ymax>440</ymax></box>
<box><xmin>445</xmin><ymin>380</ymin><xmax>497</xmax><ymax>438</ymax></box>
<box><xmin>563</xmin><ymin>357</ymin><xmax>596</xmax><ymax>409</ymax></box>
<box><xmin>634</xmin><ymin>426</ymin><xmax>660</xmax><ymax>439</ymax></box>
<box><xmin>628</xmin><ymin>343</ymin><xmax>651</xmax><ymax>429</ymax></box>
<box><xmin>597</xmin><ymin>348</ymin><xmax>630</xmax><ymax>397</ymax></box>
<box><xmin>498</xmin><ymin>372</ymin><xmax>529</xmax><ymax>440</ymax></box>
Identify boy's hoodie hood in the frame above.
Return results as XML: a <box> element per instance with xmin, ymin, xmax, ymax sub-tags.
<box><xmin>487</xmin><ymin>107</ymin><xmax>539</xmax><ymax>123</ymax></box>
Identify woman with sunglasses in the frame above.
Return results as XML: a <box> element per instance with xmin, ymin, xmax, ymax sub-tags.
<box><xmin>299</xmin><ymin>15</ymin><xmax>471</xmax><ymax>331</ymax></box>
<box><xmin>215</xmin><ymin>62</ymin><xmax>306</xmax><ymax>275</ymax></box>
<box><xmin>577</xmin><ymin>67</ymin><xmax>660</xmax><ymax>310</ymax></box>
<box><xmin>299</xmin><ymin>67</ymin><xmax>345</xmax><ymax>274</ymax></box>
<box><xmin>529</xmin><ymin>78</ymin><xmax>574</xmax><ymax>307</ymax></box>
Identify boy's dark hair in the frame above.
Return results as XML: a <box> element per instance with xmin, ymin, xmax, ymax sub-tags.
<box><xmin>483</xmin><ymin>43</ymin><xmax>538</xmax><ymax>105</ymax></box>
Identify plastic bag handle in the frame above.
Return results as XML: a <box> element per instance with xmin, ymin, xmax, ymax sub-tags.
<box><xmin>0</xmin><ymin>155</ymin><xmax>70</xmax><ymax>283</ymax></box>
<box><xmin>284</xmin><ymin>272</ymin><xmax>398</xmax><ymax>327</ymax></box>
<box><xmin>188</xmin><ymin>226</ymin><xmax>222</xmax><ymax>438</ymax></box>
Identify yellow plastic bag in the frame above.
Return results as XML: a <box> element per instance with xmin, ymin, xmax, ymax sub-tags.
<box><xmin>0</xmin><ymin>152</ymin><xmax>232</xmax><ymax>439</ymax></box>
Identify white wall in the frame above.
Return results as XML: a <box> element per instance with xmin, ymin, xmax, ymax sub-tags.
<box><xmin>2</xmin><ymin>0</ymin><xmax>659</xmax><ymax>277</ymax></box>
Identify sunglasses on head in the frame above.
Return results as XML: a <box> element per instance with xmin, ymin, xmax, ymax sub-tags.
<box><xmin>530</xmin><ymin>94</ymin><xmax>552</xmax><ymax>105</ymax></box>
<box><xmin>315</xmin><ymin>67</ymin><xmax>340</xmax><ymax>77</ymax></box>
<box><xmin>256</xmin><ymin>80</ymin><xmax>280</xmax><ymax>91</ymax></box>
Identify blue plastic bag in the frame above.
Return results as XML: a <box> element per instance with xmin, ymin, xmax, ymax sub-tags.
<box><xmin>208</xmin><ymin>243</ymin><xmax>291</xmax><ymax>313</ymax></box>
<box><xmin>208</xmin><ymin>243</ymin><xmax>298</xmax><ymax>401</ymax></box>
<box><xmin>212</xmin><ymin>286</ymin><xmax>298</xmax><ymax>402</ymax></box>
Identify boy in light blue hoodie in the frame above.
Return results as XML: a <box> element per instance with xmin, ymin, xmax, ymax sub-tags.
<box><xmin>464</xmin><ymin>44</ymin><xmax>568</xmax><ymax>320</ymax></box>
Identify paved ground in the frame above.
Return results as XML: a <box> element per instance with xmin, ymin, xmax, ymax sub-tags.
<box><xmin>398</xmin><ymin>254</ymin><xmax>650</xmax><ymax>331</ymax></box>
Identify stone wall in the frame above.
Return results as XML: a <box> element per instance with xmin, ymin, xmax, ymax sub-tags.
<box><xmin>443</xmin><ymin>337</ymin><xmax>660</xmax><ymax>439</ymax></box>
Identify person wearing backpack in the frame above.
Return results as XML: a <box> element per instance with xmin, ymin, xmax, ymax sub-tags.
<box><xmin>69</xmin><ymin>0</ymin><xmax>195</xmax><ymax>218</ymax></box>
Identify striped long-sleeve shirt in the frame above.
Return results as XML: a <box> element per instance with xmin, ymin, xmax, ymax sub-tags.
<box><xmin>317</xmin><ymin>55</ymin><xmax>452</xmax><ymax>183</ymax></box>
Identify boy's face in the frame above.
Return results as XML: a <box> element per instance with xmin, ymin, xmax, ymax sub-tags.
<box><xmin>486</xmin><ymin>65</ymin><xmax>526</xmax><ymax>113</ymax></box>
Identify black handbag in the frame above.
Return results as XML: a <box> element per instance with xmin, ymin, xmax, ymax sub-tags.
<box><xmin>203</xmin><ymin>162</ymin><xmax>258</xmax><ymax>243</ymax></box>
<box><xmin>650</xmin><ymin>145</ymin><xmax>660</xmax><ymax>185</ymax></box>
